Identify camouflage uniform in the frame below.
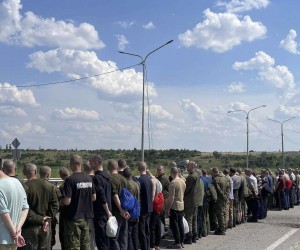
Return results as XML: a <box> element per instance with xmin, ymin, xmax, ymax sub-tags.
<box><xmin>184</xmin><ymin>171</ymin><xmax>202</xmax><ymax>243</ymax></box>
<box><xmin>212</xmin><ymin>172</ymin><xmax>230</xmax><ymax>234</ymax></box>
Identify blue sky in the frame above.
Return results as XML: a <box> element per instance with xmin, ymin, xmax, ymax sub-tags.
<box><xmin>1</xmin><ymin>0</ymin><xmax>300</xmax><ymax>152</ymax></box>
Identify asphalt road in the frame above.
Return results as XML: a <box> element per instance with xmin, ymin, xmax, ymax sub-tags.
<box><xmin>53</xmin><ymin>206</ymin><xmax>300</xmax><ymax>250</ymax></box>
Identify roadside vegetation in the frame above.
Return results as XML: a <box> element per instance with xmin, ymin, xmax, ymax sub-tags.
<box><xmin>1</xmin><ymin>148</ymin><xmax>300</xmax><ymax>178</ymax></box>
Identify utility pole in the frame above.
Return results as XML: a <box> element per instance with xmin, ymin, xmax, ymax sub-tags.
<box><xmin>228</xmin><ymin>105</ymin><xmax>266</xmax><ymax>168</ymax></box>
<box><xmin>119</xmin><ymin>40</ymin><xmax>173</xmax><ymax>161</ymax></box>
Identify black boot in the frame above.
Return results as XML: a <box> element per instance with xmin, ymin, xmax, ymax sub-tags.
<box><xmin>184</xmin><ymin>233</ymin><xmax>193</xmax><ymax>244</ymax></box>
<box><xmin>192</xmin><ymin>232</ymin><xmax>199</xmax><ymax>243</ymax></box>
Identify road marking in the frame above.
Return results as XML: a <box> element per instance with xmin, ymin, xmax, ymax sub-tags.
<box><xmin>265</xmin><ymin>228</ymin><xmax>299</xmax><ymax>250</ymax></box>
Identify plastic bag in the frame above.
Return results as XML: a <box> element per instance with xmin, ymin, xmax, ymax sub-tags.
<box><xmin>182</xmin><ymin>216</ymin><xmax>189</xmax><ymax>234</ymax></box>
<box><xmin>106</xmin><ymin>216</ymin><xmax>118</xmax><ymax>237</ymax></box>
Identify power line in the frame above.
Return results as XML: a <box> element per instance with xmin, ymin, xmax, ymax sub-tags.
<box><xmin>0</xmin><ymin>63</ymin><xmax>141</xmax><ymax>89</ymax></box>
<box><xmin>285</xmin><ymin>135</ymin><xmax>300</xmax><ymax>145</ymax></box>
<box><xmin>248</xmin><ymin>118</ymin><xmax>280</xmax><ymax>138</ymax></box>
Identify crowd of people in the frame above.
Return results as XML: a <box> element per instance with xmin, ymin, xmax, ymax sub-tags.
<box><xmin>1</xmin><ymin>155</ymin><xmax>300</xmax><ymax>250</ymax></box>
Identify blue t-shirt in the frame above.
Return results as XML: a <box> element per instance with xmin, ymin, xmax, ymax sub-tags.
<box><xmin>0</xmin><ymin>177</ymin><xmax>29</xmax><ymax>244</ymax></box>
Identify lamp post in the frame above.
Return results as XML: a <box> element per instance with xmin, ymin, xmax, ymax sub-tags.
<box><xmin>119</xmin><ymin>40</ymin><xmax>173</xmax><ymax>161</ymax></box>
<box><xmin>268</xmin><ymin>117</ymin><xmax>296</xmax><ymax>167</ymax></box>
<box><xmin>228</xmin><ymin>105</ymin><xmax>266</xmax><ymax>168</ymax></box>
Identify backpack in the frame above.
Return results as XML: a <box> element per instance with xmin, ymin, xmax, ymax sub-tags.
<box><xmin>129</xmin><ymin>196</ymin><xmax>140</xmax><ymax>219</ymax></box>
<box><xmin>120</xmin><ymin>188</ymin><xmax>135</xmax><ymax>211</ymax></box>
<box><xmin>286</xmin><ymin>179</ymin><xmax>292</xmax><ymax>189</ymax></box>
<box><xmin>153</xmin><ymin>192</ymin><xmax>164</xmax><ymax>214</ymax></box>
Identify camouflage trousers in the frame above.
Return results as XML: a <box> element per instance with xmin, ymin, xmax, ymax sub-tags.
<box><xmin>184</xmin><ymin>206</ymin><xmax>198</xmax><ymax>235</ymax></box>
<box><xmin>215</xmin><ymin>199</ymin><xmax>226</xmax><ymax>232</ymax></box>
<box><xmin>64</xmin><ymin>219</ymin><xmax>90</xmax><ymax>250</ymax></box>
<box><xmin>19</xmin><ymin>225</ymin><xmax>51</xmax><ymax>250</ymax></box>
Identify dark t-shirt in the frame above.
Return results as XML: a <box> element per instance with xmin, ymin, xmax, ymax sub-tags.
<box><xmin>138</xmin><ymin>174</ymin><xmax>153</xmax><ymax>215</ymax></box>
<box><xmin>63</xmin><ymin>172</ymin><xmax>95</xmax><ymax>220</ymax></box>
<box><xmin>93</xmin><ymin>170</ymin><xmax>112</xmax><ymax>217</ymax></box>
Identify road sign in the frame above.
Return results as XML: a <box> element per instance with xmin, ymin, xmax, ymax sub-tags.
<box><xmin>12</xmin><ymin>138</ymin><xmax>20</xmax><ymax>149</ymax></box>
<box><xmin>12</xmin><ymin>149</ymin><xmax>21</xmax><ymax>159</ymax></box>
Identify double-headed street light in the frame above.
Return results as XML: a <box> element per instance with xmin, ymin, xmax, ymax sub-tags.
<box><xmin>119</xmin><ymin>40</ymin><xmax>173</xmax><ymax>161</ymax></box>
<box><xmin>268</xmin><ymin>117</ymin><xmax>296</xmax><ymax>168</ymax></box>
<box><xmin>228</xmin><ymin>104</ymin><xmax>266</xmax><ymax>168</ymax></box>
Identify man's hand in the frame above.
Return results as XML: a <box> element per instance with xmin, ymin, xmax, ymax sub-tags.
<box><xmin>120</xmin><ymin>210</ymin><xmax>130</xmax><ymax>220</ymax></box>
<box><xmin>15</xmin><ymin>234</ymin><xmax>26</xmax><ymax>247</ymax></box>
<box><xmin>42</xmin><ymin>216</ymin><xmax>51</xmax><ymax>232</ymax></box>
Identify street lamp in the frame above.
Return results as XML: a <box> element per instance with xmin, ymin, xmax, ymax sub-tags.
<box><xmin>228</xmin><ymin>104</ymin><xmax>266</xmax><ymax>168</ymax></box>
<box><xmin>119</xmin><ymin>40</ymin><xmax>173</xmax><ymax>161</ymax></box>
<box><xmin>268</xmin><ymin>117</ymin><xmax>296</xmax><ymax>168</ymax></box>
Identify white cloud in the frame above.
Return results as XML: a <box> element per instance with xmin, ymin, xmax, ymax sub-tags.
<box><xmin>178</xmin><ymin>9</ymin><xmax>266</xmax><ymax>53</ymax></box>
<box><xmin>28</xmin><ymin>48</ymin><xmax>157</xmax><ymax>100</ymax></box>
<box><xmin>149</xmin><ymin>104</ymin><xmax>174</xmax><ymax>120</ymax></box>
<box><xmin>217</xmin><ymin>0</ymin><xmax>269</xmax><ymax>13</ymax></box>
<box><xmin>179</xmin><ymin>98</ymin><xmax>204</xmax><ymax>120</ymax></box>
<box><xmin>10</xmin><ymin>122</ymin><xmax>46</xmax><ymax>135</ymax></box>
<box><xmin>0</xmin><ymin>128</ymin><xmax>12</xmax><ymax>140</ymax></box>
<box><xmin>0</xmin><ymin>106</ymin><xmax>27</xmax><ymax>116</ymax></box>
<box><xmin>143</xmin><ymin>22</ymin><xmax>155</xmax><ymax>30</ymax></box>
<box><xmin>0</xmin><ymin>0</ymin><xmax>105</xmax><ymax>49</ymax></box>
<box><xmin>227</xmin><ymin>82</ymin><xmax>245</xmax><ymax>93</ymax></box>
<box><xmin>0</xmin><ymin>82</ymin><xmax>39</xmax><ymax>107</ymax></box>
<box><xmin>116</xmin><ymin>20</ymin><xmax>135</xmax><ymax>28</ymax></box>
<box><xmin>116</xmin><ymin>34</ymin><xmax>129</xmax><ymax>51</ymax></box>
<box><xmin>279</xmin><ymin>29</ymin><xmax>300</xmax><ymax>55</ymax></box>
<box><xmin>276</xmin><ymin>104</ymin><xmax>300</xmax><ymax>117</ymax></box>
<box><xmin>53</xmin><ymin>107</ymin><xmax>100</xmax><ymax>121</ymax></box>
<box><xmin>233</xmin><ymin>51</ymin><xmax>296</xmax><ymax>92</ymax></box>
<box><xmin>228</xmin><ymin>101</ymin><xmax>250</xmax><ymax>111</ymax></box>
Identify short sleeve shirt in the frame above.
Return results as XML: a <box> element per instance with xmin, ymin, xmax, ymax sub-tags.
<box><xmin>0</xmin><ymin>177</ymin><xmax>29</xmax><ymax>244</ymax></box>
<box><xmin>63</xmin><ymin>172</ymin><xmax>95</xmax><ymax>220</ymax></box>
<box><xmin>169</xmin><ymin>178</ymin><xmax>186</xmax><ymax>211</ymax></box>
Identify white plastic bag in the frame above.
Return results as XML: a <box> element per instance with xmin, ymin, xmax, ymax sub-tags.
<box><xmin>182</xmin><ymin>216</ymin><xmax>189</xmax><ymax>234</ymax></box>
<box><xmin>106</xmin><ymin>216</ymin><xmax>118</xmax><ymax>237</ymax></box>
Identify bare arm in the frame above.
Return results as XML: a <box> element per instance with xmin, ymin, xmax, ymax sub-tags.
<box><xmin>92</xmin><ymin>193</ymin><xmax>96</xmax><ymax>202</ymax></box>
<box><xmin>1</xmin><ymin>213</ymin><xmax>15</xmax><ymax>236</ymax></box>
<box><xmin>113</xmin><ymin>195</ymin><xmax>128</xmax><ymax>219</ymax></box>
<box><xmin>166</xmin><ymin>194</ymin><xmax>175</xmax><ymax>217</ymax></box>
<box><xmin>152</xmin><ymin>179</ymin><xmax>156</xmax><ymax>201</ymax></box>
<box><xmin>101</xmin><ymin>203</ymin><xmax>112</xmax><ymax>218</ymax></box>
<box><xmin>16</xmin><ymin>208</ymin><xmax>29</xmax><ymax>234</ymax></box>
<box><xmin>60</xmin><ymin>197</ymin><xmax>71</xmax><ymax>206</ymax></box>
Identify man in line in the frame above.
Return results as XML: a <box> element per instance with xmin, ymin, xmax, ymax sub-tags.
<box><xmin>211</xmin><ymin>167</ymin><xmax>230</xmax><ymax>235</ymax></box>
<box><xmin>39</xmin><ymin>166</ymin><xmax>59</xmax><ymax>250</ymax></box>
<box><xmin>229</xmin><ymin>168</ymin><xmax>241</xmax><ymax>226</ymax></box>
<box><xmin>0</xmin><ymin>163</ymin><xmax>29</xmax><ymax>249</ymax></box>
<box><xmin>156</xmin><ymin>164</ymin><xmax>170</xmax><ymax>234</ymax></box>
<box><xmin>166</xmin><ymin>167</ymin><xmax>186</xmax><ymax>249</ymax></box>
<box><xmin>60</xmin><ymin>155</ymin><xmax>96</xmax><ymax>250</ymax></box>
<box><xmin>2</xmin><ymin>159</ymin><xmax>23</xmax><ymax>183</ymax></box>
<box><xmin>195</xmin><ymin>169</ymin><xmax>205</xmax><ymax>240</ymax></box>
<box><xmin>137</xmin><ymin>161</ymin><xmax>154</xmax><ymax>250</ymax></box>
<box><xmin>118</xmin><ymin>159</ymin><xmax>127</xmax><ymax>176</ymax></box>
<box><xmin>108</xmin><ymin>160</ymin><xmax>131</xmax><ymax>250</ymax></box>
<box><xmin>201</xmin><ymin>169</ymin><xmax>212</xmax><ymax>237</ymax></box>
<box><xmin>83</xmin><ymin>162</ymin><xmax>96</xmax><ymax>250</ymax></box>
<box><xmin>89</xmin><ymin>155</ymin><xmax>112</xmax><ymax>250</ymax></box>
<box><xmin>245</xmin><ymin>168</ymin><xmax>259</xmax><ymax>222</ymax></box>
<box><xmin>123</xmin><ymin>167</ymin><xmax>140</xmax><ymax>250</ymax></box>
<box><xmin>58</xmin><ymin>167</ymin><xmax>70</xmax><ymax>250</ymax></box>
<box><xmin>184</xmin><ymin>161</ymin><xmax>202</xmax><ymax>244</ymax></box>
<box><xmin>21</xmin><ymin>163</ymin><xmax>59</xmax><ymax>250</ymax></box>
